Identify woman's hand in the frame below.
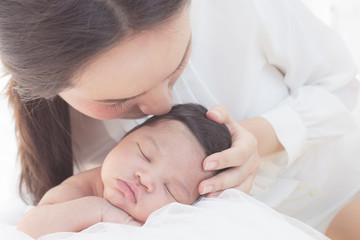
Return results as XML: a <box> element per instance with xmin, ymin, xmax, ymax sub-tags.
<box><xmin>199</xmin><ymin>105</ymin><xmax>261</xmax><ymax>197</ymax></box>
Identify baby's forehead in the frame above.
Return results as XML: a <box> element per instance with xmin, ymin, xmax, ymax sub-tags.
<box><xmin>146</xmin><ymin>120</ymin><xmax>215</xmax><ymax>196</ymax></box>
<box><xmin>148</xmin><ymin>119</ymin><xmax>215</xmax><ymax>173</ymax></box>
<box><xmin>142</xmin><ymin>119</ymin><xmax>197</xmax><ymax>141</ymax></box>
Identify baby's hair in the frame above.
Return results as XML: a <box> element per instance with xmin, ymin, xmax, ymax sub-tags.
<box><xmin>126</xmin><ymin>103</ymin><xmax>232</xmax><ymax>157</ymax></box>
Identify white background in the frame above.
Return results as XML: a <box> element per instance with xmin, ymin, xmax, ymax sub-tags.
<box><xmin>1</xmin><ymin>0</ymin><xmax>360</xmax><ymax>202</ymax></box>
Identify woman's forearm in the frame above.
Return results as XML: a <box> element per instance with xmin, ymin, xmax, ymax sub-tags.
<box><xmin>239</xmin><ymin>117</ymin><xmax>284</xmax><ymax>157</ymax></box>
<box><xmin>17</xmin><ymin>196</ymin><xmax>106</xmax><ymax>239</ymax></box>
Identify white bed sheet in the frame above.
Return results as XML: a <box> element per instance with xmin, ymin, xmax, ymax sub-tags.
<box><xmin>0</xmin><ymin>189</ymin><xmax>329</xmax><ymax>240</ymax></box>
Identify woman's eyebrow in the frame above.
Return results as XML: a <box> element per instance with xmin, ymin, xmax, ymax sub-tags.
<box><xmin>168</xmin><ymin>36</ymin><xmax>192</xmax><ymax>75</ymax></box>
<box><xmin>95</xmin><ymin>36</ymin><xmax>192</xmax><ymax>104</ymax></box>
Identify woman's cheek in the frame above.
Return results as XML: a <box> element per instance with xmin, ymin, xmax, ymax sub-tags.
<box><xmin>91</xmin><ymin>106</ymin><xmax>118</xmax><ymax>120</ymax></box>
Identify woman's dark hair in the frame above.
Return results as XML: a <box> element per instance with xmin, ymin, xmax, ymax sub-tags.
<box><xmin>129</xmin><ymin>103</ymin><xmax>232</xmax><ymax>159</ymax></box>
<box><xmin>0</xmin><ymin>0</ymin><xmax>189</xmax><ymax>204</ymax></box>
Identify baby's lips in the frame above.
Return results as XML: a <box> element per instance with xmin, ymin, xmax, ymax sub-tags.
<box><xmin>127</xmin><ymin>181</ymin><xmax>140</xmax><ymax>203</ymax></box>
<box><xmin>116</xmin><ymin>179</ymin><xmax>137</xmax><ymax>203</ymax></box>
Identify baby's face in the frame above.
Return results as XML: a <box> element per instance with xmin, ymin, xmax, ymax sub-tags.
<box><xmin>101</xmin><ymin>120</ymin><xmax>213</xmax><ymax>222</ymax></box>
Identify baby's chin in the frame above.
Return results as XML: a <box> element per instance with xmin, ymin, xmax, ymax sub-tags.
<box><xmin>130</xmin><ymin>207</ymin><xmax>157</xmax><ymax>223</ymax></box>
<box><xmin>131</xmin><ymin>197</ymin><xmax>201</xmax><ymax>223</ymax></box>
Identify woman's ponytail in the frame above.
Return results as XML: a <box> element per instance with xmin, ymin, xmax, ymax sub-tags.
<box><xmin>6</xmin><ymin>78</ymin><xmax>73</xmax><ymax>205</ymax></box>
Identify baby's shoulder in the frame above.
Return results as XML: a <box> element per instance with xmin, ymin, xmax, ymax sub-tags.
<box><xmin>65</xmin><ymin>167</ymin><xmax>103</xmax><ymax>196</ymax></box>
<box><xmin>38</xmin><ymin>167</ymin><xmax>103</xmax><ymax>206</ymax></box>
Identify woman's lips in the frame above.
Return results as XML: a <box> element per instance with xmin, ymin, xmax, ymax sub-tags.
<box><xmin>116</xmin><ymin>179</ymin><xmax>137</xmax><ymax>203</ymax></box>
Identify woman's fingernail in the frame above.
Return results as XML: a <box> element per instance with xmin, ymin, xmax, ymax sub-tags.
<box><xmin>202</xmin><ymin>185</ymin><xmax>214</xmax><ymax>195</ymax></box>
<box><xmin>210</xmin><ymin>110</ymin><xmax>221</xmax><ymax>119</ymax></box>
<box><xmin>205</xmin><ymin>161</ymin><xmax>217</xmax><ymax>170</ymax></box>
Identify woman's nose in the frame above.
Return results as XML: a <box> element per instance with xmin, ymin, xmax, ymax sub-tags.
<box><xmin>138</xmin><ymin>79</ymin><xmax>173</xmax><ymax>116</ymax></box>
<box><xmin>135</xmin><ymin>170</ymin><xmax>156</xmax><ymax>193</ymax></box>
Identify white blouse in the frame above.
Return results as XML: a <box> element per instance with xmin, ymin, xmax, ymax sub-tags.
<box><xmin>71</xmin><ymin>0</ymin><xmax>360</xmax><ymax>233</ymax></box>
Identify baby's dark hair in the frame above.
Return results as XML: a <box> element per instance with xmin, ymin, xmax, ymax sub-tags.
<box><xmin>127</xmin><ymin>103</ymin><xmax>232</xmax><ymax>157</ymax></box>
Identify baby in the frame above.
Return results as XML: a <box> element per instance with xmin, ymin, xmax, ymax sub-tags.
<box><xmin>17</xmin><ymin>103</ymin><xmax>232</xmax><ymax>238</ymax></box>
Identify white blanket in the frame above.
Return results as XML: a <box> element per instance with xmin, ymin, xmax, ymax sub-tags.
<box><xmin>1</xmin><ymin>189</ymin><xmax>329</xmax><ymax>240</ymax></box>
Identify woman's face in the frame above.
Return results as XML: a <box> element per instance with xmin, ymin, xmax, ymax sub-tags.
<box><xmin>59</xmin><ymin>8</ymin><xmax>191</xmax><ymax>120</ymax></box>
<box><xmin>101</xmin><ymin>120</ymin><xmax>212</xmax><ymax>222</ymax></box>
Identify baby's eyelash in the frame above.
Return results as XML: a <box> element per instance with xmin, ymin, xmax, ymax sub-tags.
<box><xmin>137</xmin><ymin>142</ymin><xmax>150</xmax><ymax>163</ymax></box>
<box><xmin>165</xmin><ymin>184</ymin><xmax>177</xmax><ymax>201</ymax></box>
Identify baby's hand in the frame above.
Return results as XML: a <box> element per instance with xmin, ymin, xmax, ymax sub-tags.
<box><xmin>101</xmin><ymin>200</ymin><xmax>143</xmax><ymax>226</ymax></box>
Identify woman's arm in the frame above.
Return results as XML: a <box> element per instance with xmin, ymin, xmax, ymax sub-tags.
<box><xmin>239</xmin><ymin>117</ymin><xmax>283</xmax><ymax>157</ymax></box>
<box><xmin>199</xmin><ymin>0</ymin><xmax>358</xmax><ymax>196</ymax></box>
<box><xmin>254</xmin><ymin>0</ymin><xmax>358</xmax><ymax>163</ymax></box>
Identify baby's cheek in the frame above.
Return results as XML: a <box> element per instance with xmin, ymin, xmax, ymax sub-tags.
<box><xmin>103</xmin><ymin>187</ymin><xmax>122</xmax><ymax>208</ymax></box>
<box><xmin>132</xmin><ymin>200</ymin><xmax>166</xmax><ymax>222</ymax></box>
<box><xmin>102</xmin><ymin>188</ymin><xmax>114</xmax><ymax>203</ymax></box>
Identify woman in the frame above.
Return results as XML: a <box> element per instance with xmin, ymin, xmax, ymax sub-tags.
<box><xmin>0</xmin><ymin>0</ymin><xmax>359</xmax><ymax>239</ymax></box>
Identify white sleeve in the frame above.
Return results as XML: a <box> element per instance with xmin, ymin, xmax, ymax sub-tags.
<box><xmin>252</xmin><ymin>0</ymin><xmax>359</xmax><ymax>165</ymax></box>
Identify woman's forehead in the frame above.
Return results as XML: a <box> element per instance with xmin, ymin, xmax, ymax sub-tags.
<box><xmin>65</xmin><ymin>9</ymin><xmax>191</xmax><ymax>102</ymax></box>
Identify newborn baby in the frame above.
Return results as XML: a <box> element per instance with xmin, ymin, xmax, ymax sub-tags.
<box><xmin>17</xmin><ymin>104</ymin><xmax>231</xmax><ymax>238</ymax></box>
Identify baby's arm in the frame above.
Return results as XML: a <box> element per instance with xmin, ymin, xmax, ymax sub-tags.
<box><xmin>17</xmin><ymin>167</ymin><xmax>139</xmax><ymax>239</ymax></box>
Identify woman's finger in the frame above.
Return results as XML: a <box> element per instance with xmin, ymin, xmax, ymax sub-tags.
<box><xmin>203</xmin><ymin>138</ymin><xmax>257</xmax><ymax>171</ymax></box>
<box><xmin>207</xmin><ymin>105</ymin><xmax>241</xmax><ymax>139</ymax></box>
<box><xmin>199</xmin><ymin>160</ymin><xmax>256</xmax><ymax>195</ymax></box>
<box><xmin>205</xmin><ymin>173</ymin><xmax>257</xmax><ymax>198</ymax></box>
<box><xmin>205</xmin><ymin>190</ymin><xmax>224</xmax><ymax>198</ymax></box>
<box><xmin>208</xmin><ymin>104</ymin><xmax>250</xmax><ymax>138</ymax></box>
<box><xmin>206</xmin><ymin>104</ymin><xmax>230</xmax><ymax>124</ymax></box>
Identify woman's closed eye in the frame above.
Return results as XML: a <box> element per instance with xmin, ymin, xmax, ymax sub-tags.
<box><xmin>105</xmin><ymin>99</ymin><xmax>131</xmax><ymax>112</ymax></box>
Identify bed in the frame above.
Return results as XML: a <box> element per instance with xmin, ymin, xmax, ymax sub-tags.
<box><xmin>0</xmin><ymin>189</ymin><xmax>329</xmax><ymax>240</ymax></box>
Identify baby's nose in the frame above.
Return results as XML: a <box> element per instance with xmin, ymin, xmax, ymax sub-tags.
<box><xmin>135</xmin><ymin>170</ymin><xmax>155</xmax><ymax>193</ymax></box>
